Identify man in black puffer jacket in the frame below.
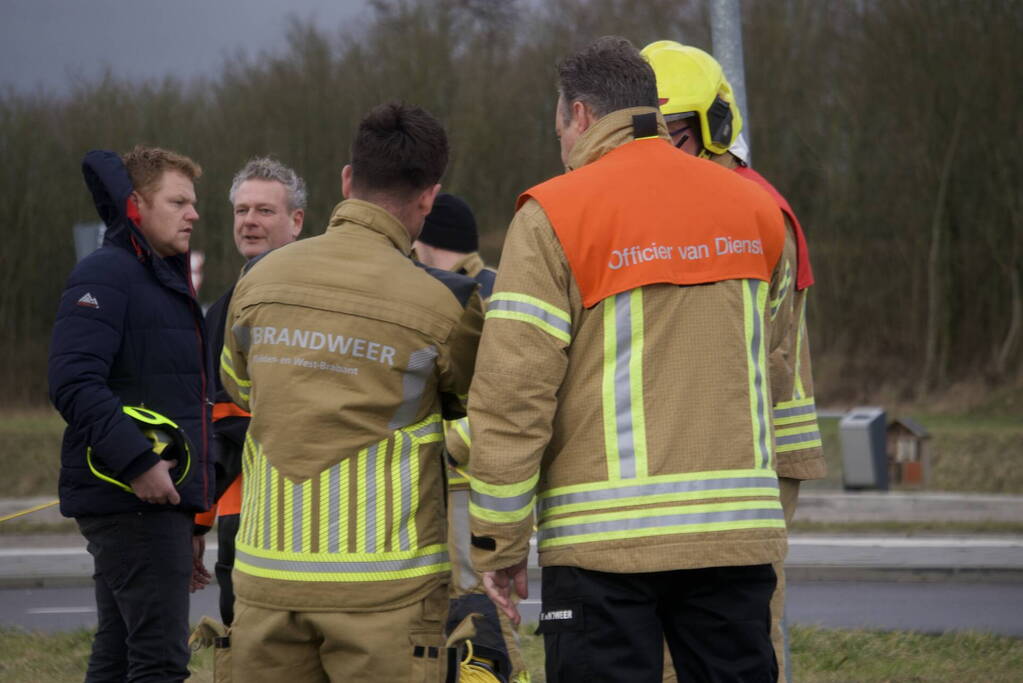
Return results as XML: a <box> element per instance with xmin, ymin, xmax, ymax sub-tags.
<box><xmin>48</xmin><ymin>145</ymin><xmax>215</xmax><ymax>682</ymax></box>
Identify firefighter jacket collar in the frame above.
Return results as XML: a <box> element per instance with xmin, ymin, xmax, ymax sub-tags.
<box><xmin>327</xmin><ymin>198</ymin><xmax>413</xmax><ymax>256</ymax></box>
<box><xmin>566</xmin><ymin>106</ymin><xmax>670</xmax><ymax>171</ymax></box>
<box><xmin>451</xmin><ymin>251</ymin><xmax>486</xmax><ymax>277</ymax></box>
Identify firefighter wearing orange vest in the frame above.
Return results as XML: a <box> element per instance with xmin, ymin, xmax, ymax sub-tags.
<box><xmin>642</xmin><ymin>40</ymin><xmax>826</xmax><ymax>683</ymax></box>
<box><xmin>194</xmin><ymin>157</ymin><xmax>305</xmax><ymax>626</ymax></box>
<box><xmin>469</xmin><ymin>37</ymin><xmax>795</xmax><ymax>682</ymax></box>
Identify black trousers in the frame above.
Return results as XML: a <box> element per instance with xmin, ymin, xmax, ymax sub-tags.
<box><xmin>539</xmin><ymin>564</ymin><xmax>777</xmax><ymax>683</ymax></box>
<box><xmin>77</xmin><ymin>509</ymin><xmax>193</xmax><ymax>683</ymax></box>
<box><xmin>215</xmin><ymin>512</ymin><xmax>239</xmax><ymax>626</ymax></box>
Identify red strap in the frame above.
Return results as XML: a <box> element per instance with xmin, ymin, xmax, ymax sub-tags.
<box><xmin>125</xmin><ymin>196</ymin><xmax>141</xmax><ymax>227</ymax></box>
<box><xmin>733</xmin><ymin>166</ymin><xmax>815</xmax><ymax>290</ymax></box>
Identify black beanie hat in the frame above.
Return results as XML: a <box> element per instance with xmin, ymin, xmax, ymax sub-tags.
<box><xmin>418</xmin><ymin>193</ymin><xmax>478</xmax><ymax>253</ymax></box>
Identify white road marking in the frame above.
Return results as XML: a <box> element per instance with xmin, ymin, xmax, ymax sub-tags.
<box><xmin>790</xmin><ymin>536</ymin><xmax>1023</xmax><ymax>549</ymax></box>
<box><xmin>27</xmin><ymin>606</ymin><xmax>96</xmax><ymax>615</ymax></box>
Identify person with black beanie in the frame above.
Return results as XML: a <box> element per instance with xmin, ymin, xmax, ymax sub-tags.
<box><xmin>415</xmin><ymin>194</ymin><xmax>529</xmax><ymax>682</ymax></box>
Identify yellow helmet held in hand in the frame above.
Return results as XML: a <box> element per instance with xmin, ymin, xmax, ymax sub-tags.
<box><xmin>641</xmin><ymin>40</ymin><xmax>743</xmax><ymax>155</ymax></box>
<box><xmin>87</xmin><ymin>405</ymin><xmax>194</xmax><ymax>493</ymax></box>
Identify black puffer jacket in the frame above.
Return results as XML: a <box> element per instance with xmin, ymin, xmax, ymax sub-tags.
<box><xmin>48</xmin><ymin>150</ymin><xmax>214</xmax><ymax>517</ymax></box>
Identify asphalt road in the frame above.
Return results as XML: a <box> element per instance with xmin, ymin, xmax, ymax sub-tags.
<box><xmin>3</xmin><ymin>579</ymin><xmax>1022</xmax><ymax>636</ymax></box>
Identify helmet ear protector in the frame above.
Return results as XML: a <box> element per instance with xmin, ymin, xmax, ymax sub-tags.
<box><xmin>705</xmin><ymin>95</ymin><xmax>735</xmax><ymax>152</ymax></box>
<box><xmin>87</xmin><ymin>406</ymin><xmax>194</xmax><ymax>493</ymax></box>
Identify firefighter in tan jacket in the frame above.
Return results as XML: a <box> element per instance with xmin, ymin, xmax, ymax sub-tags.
<box><xmin>642</xmin><ymin>40</ymin><xmax>825</xmax><ymax>683</ymax></box>
<box><xmin>469</xmin><ymin>37</ymin><xmax>792</xmax><ymax>682</ymax></box>
<box><xmin>220</xmin><ymin>103</ymin><xmax>483</xmax><ymax>683</ymax></box>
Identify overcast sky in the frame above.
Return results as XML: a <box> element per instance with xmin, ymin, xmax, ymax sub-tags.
<box><xmin>1</xmin><ymin>0</ymin><xmax>370</xmax><ymax>94</ymax></box>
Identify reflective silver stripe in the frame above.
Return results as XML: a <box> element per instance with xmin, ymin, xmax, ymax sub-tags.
<box><xmin>292</xmin><ymin>481</ymin><xmax>303</xmax><ymax>553</ymax></box>
<box><xmin>365</xmin><ymin>443</ymin><xmax>378</xmax><ymax>553</ymax></box>
<box><xmin>614</xmin><ymin>292</ymin><xmax>637</xmax><ymax>479</ymax></box>
<box><xmin>388</xmin><ymin>347</ymin><xmax>438</xmax><ymax>429</ymax></box>
<box><xmin>398</xmin><ymin>433</ymin><xmax>412</xmax><ymax>551</ymax></box>
<box><xmin>488</xmin><ymin>299</ymin><xmax>572</xmax><ymax>337</ymax></box>
<box><xmin>773</xmin><ymin>403</ymin><xmax>816</xmax><ymax>420</ymax></box>
<box><xmin>328</xmin><ymin>461</ymin><xmax>341</xmax><ymax>554</ymax></box>
<box><xmin>470</xmin><ymin>488</ymin><xmax>535</xmax><ymax>513</ymax></box>
<box><xmin>412</xmin><ymin>420</ymin><xmax>442</xmax><ymax>439</ymax></box>
<box><xmin>449</xmin><ymin>489</ymin><xmax>476</xmax><ymax>592</ymax></box>
<box><xmin>748</xmin><ymin>280</ymin><xmax>771</xmax><ymax>469</ymax></box>
<box><xmin>777</xmin><ymin>431</ymin><xmax>821</xmax><ymax>446</ymax></box>
<box><xmin>539</xmin><ymin>476</ymin><xmax>779</xmax><ymax>514</ymax></box>
<box><xmin>538</xmin><ymin>507</ymin><xmax>784</xmax><ymax>543</ymax></box>
<box><xmin>236</xmin><ymin>549</ymin><xmax>449</xmax><ymax>574</ymax></box>
<box><xmin>232</xmin><ymin>324</ymin><xmax>252</xmax><ymax>353</ymax></box>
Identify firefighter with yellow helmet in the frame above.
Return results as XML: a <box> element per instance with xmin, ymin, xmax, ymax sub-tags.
<box><xmin>643</xmin><ymin>39</ymin><xmax>826</xmax><ymax>683</ymax></box>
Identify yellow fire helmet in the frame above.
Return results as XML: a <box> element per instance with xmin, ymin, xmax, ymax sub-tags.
<box><xmin>87</xmin><ymin>405</ymin><xmax>193</xmax><ymax>493</ymax></box>
<box><xmin>641</xmin><ymin>40</ymin><xmax>743</xmax><ymax>156</ymax></box>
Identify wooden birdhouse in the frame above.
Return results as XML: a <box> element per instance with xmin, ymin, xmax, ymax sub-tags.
<box><xmin>886</xmin><ymin>417</ymin><xmax>931</xmax><ymax>488</ymax></box>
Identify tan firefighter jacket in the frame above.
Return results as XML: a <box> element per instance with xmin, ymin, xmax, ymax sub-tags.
<box><xmin>716</xmin><ymin>154</ymin><xmax>826</xmax><ymax>481</ymax></box>
<box><xmin>443</xmin><ymin>252</ymin><xmax>496</xmax><ymax>492</ymax></box>
<box><xmin>468</xmin><ymin>107</ymin><xmax>795</xmax><ymax>575</ymax></box>
<box><xmin>221</xmin><ymin>198</ymin><xmax>483</xmax><ymax>611</ymax></box>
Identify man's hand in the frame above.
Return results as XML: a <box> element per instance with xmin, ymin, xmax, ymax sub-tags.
<box><xmin>129</xmin><ymin>459</ymin><xmax>180</xmax><ymax>505</ymax></box>
<box><xmin>482</xmin><ymin>557</ymin><xmax>529</xmax><ymax>626</ymax></box>
<box><xmin>190</xmin><ymin>535</ymin><xmax>212</xmax><ymax>593</ymax></box>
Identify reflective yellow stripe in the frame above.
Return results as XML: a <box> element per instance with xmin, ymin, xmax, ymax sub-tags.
<box><xmin>773</xmin><ymin>397</ymin><xmax>818</xmax><ymax>427</ymax></box>
<box><xmin>237</xmin><ymin>414</ymin><xmax>443</xmax><ymax>581</ymax></box>
<box><xmin>487</xmin><ymin>293</ymin><xmax>571</xmax><ymax>343</ymax></box>
<box><xmin>470</xmin><ymin>471</ymin><xmax>540</xmax><ymax>524</ymax></box>
<box><xmin>770</xmin><ymin>260</ymin><xmax>792</xmax><ymax>320</ymax></box>
<box><xmin>355</xmin><ymin>444</ymin><xmax>368</xmax><ymax>552</ymax></box>
<box><xmin>775</xmin><ymin>424</ymin><xmax>822</xmax><ymax>453</ymax></box>
<box><xmin>451</xmin><ymin>418</ymin><xmax>471</xmax><ymax>447</ymax></box>
<box><xmin>599</xmin><ymin>290</ymin><xmax>649</xmax><ymax>480</ymax></box>
<box><xmin>537</xmin><ymin>500</ymin><xmax>785</xmax><ymax>549</ymax></box>
<box><xmin>220</xmin><ymin>347</ymin><xmax>251</xmax><ymax>387</ymax></box>
<box><xmin>235</xmin><ymin>544</ymin><xmax>450</xmax><ymax>582</ymax></box>
<box><xmin>793</xmin><ymin>297</ymin><xmax>808</xmax><ymax>399</ymax></box>
<box><xmin>319</xmin><ymin>454</ymin><xmax>331</xmax><ymax>554</ymax></box>
<box><xmin>538</xmin><ymin>469</ymin><xmax>779</xmax><ymax>518</ymax></box>
<box><xmin>743</xmin><ymin>280</ymin><xmax>773</xmax><ymax>469</ymax></box>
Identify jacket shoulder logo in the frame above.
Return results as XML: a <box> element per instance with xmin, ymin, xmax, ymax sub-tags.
<box><xmin>76</xmin><ymin>292</ymin><xmax>100</xmax><ymax>309</ymax></box>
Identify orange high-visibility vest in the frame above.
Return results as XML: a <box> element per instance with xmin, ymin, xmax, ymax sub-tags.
<box><xmin>519</xmin><ymin>138</ymin><xmax>785</xmax><ymax>307</ymax></box>
<box><xmin>194</xmin><ymin>401</ymin><xmax>250</xmax><ymax>525</ymax></box>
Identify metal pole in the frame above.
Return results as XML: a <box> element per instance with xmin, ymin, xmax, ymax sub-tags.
<box><xmin>709</xmin><ymin>0</ymin><xmax>750</xmax><ymax>159</ymax></box>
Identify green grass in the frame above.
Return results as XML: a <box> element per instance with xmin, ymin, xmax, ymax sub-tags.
<box><xmin>5</xmin><ymin>625</ymin><xmax>1019</xmax><ymax>682</ymax></box>
<box><xmin>0</xmin><ymin>409</ymin><xmax>64</xmax><ymax>497</ymax></box>
<box><xmin>789</xmin><ymin>625</ymin><xmax>1023</xmax><ymax>682</ymax></box>
<box><xmin>0</xmin><ymin>627</ymin><xmax>213</xmax><ymax>682</ymax></box>
<box><xmin>3</xmin><ymin>397</ymin><xmax>1021</xmax><ymax>499</ymax></box>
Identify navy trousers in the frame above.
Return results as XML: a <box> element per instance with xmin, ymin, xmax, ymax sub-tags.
<box><xmin>215</xmin><ymin>512</ymin><xmax>239</xmax><ymax>626</ymax></box>
<box><xmin>77</xmin><ymin>509</ymin><xmax>193</xmax><ymax>682</ymax></box>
